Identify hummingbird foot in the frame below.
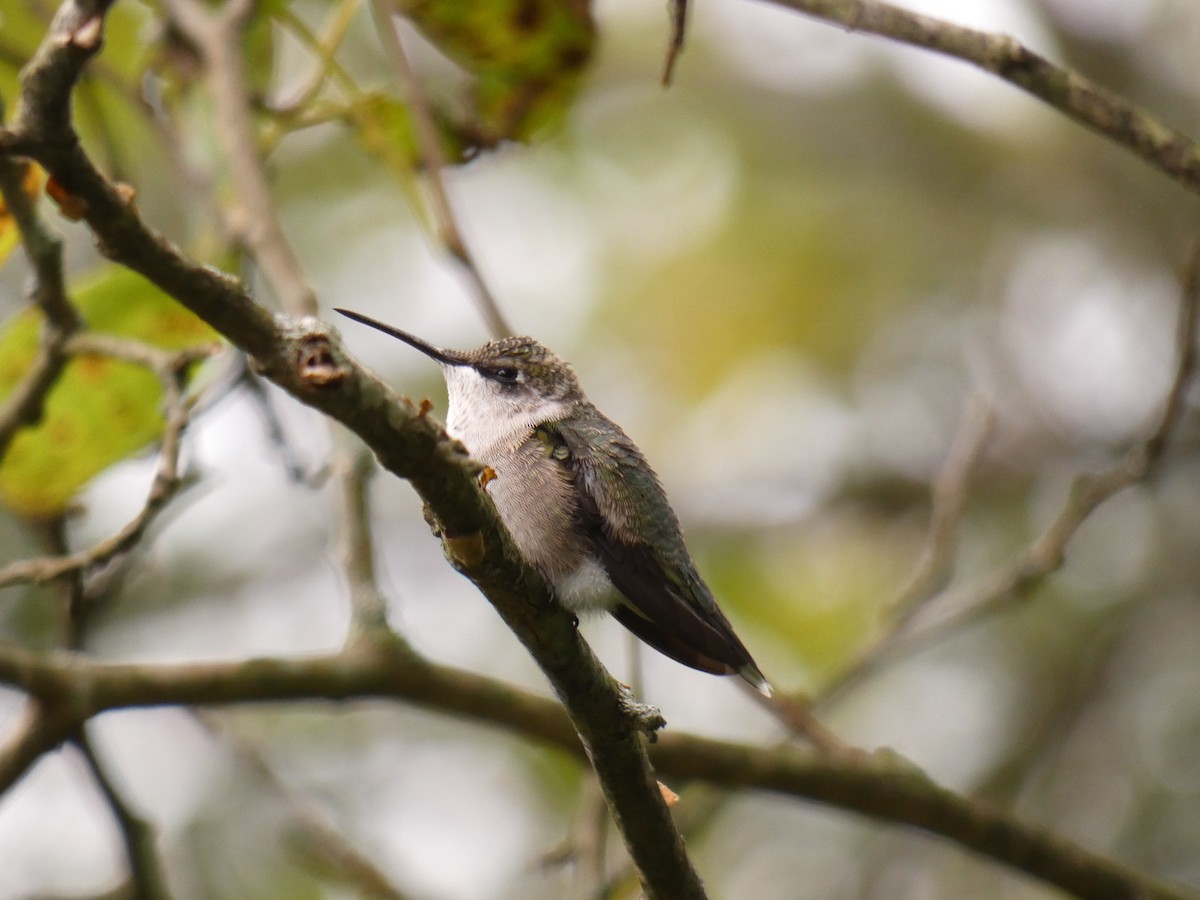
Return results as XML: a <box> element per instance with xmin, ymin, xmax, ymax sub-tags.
<box><xmin>616</xmin><ymin>684</ymin><xmax>666</xmax><ymax>740</ymax></box>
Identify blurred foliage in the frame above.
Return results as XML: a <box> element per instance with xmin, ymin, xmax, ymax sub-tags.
<box><xmin>2</xmin><ymin>0</ymin><xmax>1200</xmax><ymax>898</ymax></box>
<box><xmin>400</xmin><ymin>0</ymin><xmax>595</xmax><ymax>145</ymax></box>
<box><xmin>0</xmin><ymin>266</ymin><xmax>216</xmax><ymax>517</ymax></box>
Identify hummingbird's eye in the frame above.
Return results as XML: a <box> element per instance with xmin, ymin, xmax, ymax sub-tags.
<box><xmin>489</xmin><ymin>366</ymin><xmax>521</xmax><ymax>384</ymax></box>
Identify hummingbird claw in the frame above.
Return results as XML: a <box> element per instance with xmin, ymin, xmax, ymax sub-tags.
<box><xmin>479</xmin><ymin>466</ymin><xmax>498</xmax><ymax>490</ymax></box>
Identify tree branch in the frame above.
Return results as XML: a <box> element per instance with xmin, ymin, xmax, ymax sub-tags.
<box><xmin>3</xmin><ymin>4</ymin><xmax>1197</xmax><ymax>899</ymax></box>
<box><xmin>369</xmin><ymin>0</ymin><xmax>514</xmax><ymax>339</ymax></box>
<box><xmin>195</xmin><ymin>711</ymin><xmax>414</xmax><ymax>900</ymax></box>
<box><xmin>854</xmin><ymin>242</ymin><xmax>1200</xmax><ymax>667</ymax></box>
<box><xmin>160</xmin><ymin>0</ymin><xmax>317</xmax><ymax>317</ymax></box>
<box><xmin>0</xmin><ymin>640</ymin><xmax>1192</xmax><ymax>900</ymax></box>
<box><xmin>816</xmin><ymin>399</ymin><xmax>994</xmax><ymax>707</ymax></box>
<box><xmin>73</xmin><ymin>731</ymin><xmax>170</xmax><ymax>900</ymax></box>
<box><xmin>0</xmin><ymin>112</ymin><xmax>80</xmax><ymax>460</ymax></box>
<box><xmin>0</xmin><ymin>336</ymin><xmax>211</xmax><ymax>589</ymax></box>
<box><xmin>767</xmin><ymin>0</ymin><xmax>1200</xmax><ymax>194</ymax></box>
<box><xmin>2</xmin><ymin>5</ymin><xmax>703</xmax><ymax>895</ymax></box>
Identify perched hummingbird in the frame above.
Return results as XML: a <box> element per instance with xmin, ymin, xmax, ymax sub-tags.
<box><xmin>336</xmin><ymin>309</ymin><xmax>771</xmax><ymax>695</ymax></box>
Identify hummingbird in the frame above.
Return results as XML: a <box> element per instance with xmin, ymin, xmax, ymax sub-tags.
<box><xmin>336</xmin><ymin>309</ymin><xmax>771</xmax><ymax>695</ymax></box>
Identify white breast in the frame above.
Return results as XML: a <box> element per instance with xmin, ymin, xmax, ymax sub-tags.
<box><xmin>551</xmin><ymin>557</ymin><xmax>622</xmax><ymax>612</ymax></box>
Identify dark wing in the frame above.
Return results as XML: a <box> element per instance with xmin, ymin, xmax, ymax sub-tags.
<box><xmin>541</xmin><ymin>416</ymin><xmax>767</xmax><ymax>687</ymax></box>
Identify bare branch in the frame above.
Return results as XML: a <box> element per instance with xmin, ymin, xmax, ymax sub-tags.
<box><xmin>767</xmin><ymin>0</ymin><xmax>1200</xmax><ymax>194</ymax></box>
<box><xmin>822</xmin><ymin>244</ymin><xmax>1200</xmax><ymax>692</ymax></box>
<box><xmin>662</xmin><ymin>0</ymin><xmax>689</xmax><ymax>87</ymax></box>
<box><xmin>0</xmin><ymin>641</ymin><xmax>1193</xmax><ymax>900</ymax></box>
<box><xmin>5</xmin><ymin>4</ymin><xmax>1198</xmax><ymax>899</ymax></box>
<box><xmin>0</xmin><ymin>337</ymin><xmax>211</xmax><ymax>589</ymax></box>
<box><xmin>195</xmin><ymin>712</ymin><xmax>414</xmax><ymax>900</ymax></box>
<box><xmin>271</xmin><ymin>0</ymin><xmax>363</xmax><ymax>117</ymax></box>
<box><xmin>333</xmin><ymin>434</ymin><xmax>394</xmax><ymax>638</ymax></box>
<box><xmin>160</xmin><ymin>0</ymin><xmax>318</xmax><ymax>317</ymax></box>
<box><xmin>73</xmin><ymin>732</ymin><xmax>170</xmax><ymax>900</ymax></box>
<box><xmin>0</xmin><ymin>128</ymin><xmax>79</xmax><ymax>460</ymax></box>
<box><xmin>942</xmin><ymin>242</ymin><xmax>1200</xmax><ymax>625</ymax></box>
<box><xmin>3</xmin><ymin>8</ymin><xmax>703</xmax><ymax>895</ymax></box>
<box><xmin>0</xmin><ymin>323</ymin><xmax>72</xmax><ymax>461</ymax></box>
<box><xmin>816</xmin><ymin>399</ymin><xmax>994</xmax><ymax>707</ymax></box>
<box><xmin>0</xmin><ymin>700</ymin><xmax>74</xmax><ymax>795</ymax></box>
<box><xmin>369</xmin><ymin>0</ymin><xmax>515</xmax><ymax>339</ymax></box>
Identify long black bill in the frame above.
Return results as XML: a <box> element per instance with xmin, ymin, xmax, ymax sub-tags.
<box><xmin>334</xmin><ymin>308</ymin><xmax>465</xmax><ymax>365</ymax></box>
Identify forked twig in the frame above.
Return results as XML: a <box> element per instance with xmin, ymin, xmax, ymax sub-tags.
<box><xmin>816</xmin><ymin>400</ymin><xmax>994</xmax><ymax>707</ymax></box>
<box><xmin>368</xmin><ymin>0</ymin><xmax>514</xmax><ymax>339</ymax></box>
<box><xmin>819</xmin><ymin>245</ymin><xmax>1200</xmax><ymax>707</ymax></box>
<box><xmin>0</xmin><ymin>336</ymin><xmax>212</xmax><ymax>589</ymax></box>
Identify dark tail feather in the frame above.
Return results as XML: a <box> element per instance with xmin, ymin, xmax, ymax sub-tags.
<box><xmin>610</xmin><ymin>603</ymin><xmax>772</xmax><ymax>695</ymax></box>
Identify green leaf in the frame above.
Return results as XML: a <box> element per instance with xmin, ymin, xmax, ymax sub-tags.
<box><xmin>345</xmin><ymin>92</ymin><xmax>423</xmax><ymax>175</ymax></box>
<box><xmin>401</xmin><ymin>0</ymin><xmax>596</xmax><ymax>143</ymax></box>
<box><xmin>0</xmin><ymin>266</ymin><xmax>218</xmax><ymax>518</ymax></box>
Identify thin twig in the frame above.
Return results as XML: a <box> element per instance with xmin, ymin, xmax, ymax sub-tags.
<box><xmin>271</xmin><ymin>0</ymin><xmax>363</xmax><ymax>116</ymax></box>
<box><xmin>571</xmin><ymin>777</ymin><xmax>612</xmax><ymax>900</ymax></box>
<box><xmin>820</xmin><ymin>245</ymin><xmax>1200</xmax><ymax>700</ymax></box>
<box><xmin>768</xmin><ymin>0</ymin><xmax>1200</xmax><ymax>194</ymax></box>
<box><xmin>161</xmin><ymin>0</ymin><xmax>318</xmax><ymax>317</ymax></box>
<box><xmin>662</xmin><ymin>0</ymin><xmax>689</xmax><ymax>87</ymax></box>
<box><xmin>815</xmin><ymin>399</ymin><xmax>994</xmax><ymax>708</ymax></box>
<box><xmin>333</xmin><ymin>433</ymin><xmax>394</xmax><ymax>638</ymax></box>
<box><xmin>28</xmin><ymin>514</ymin><xmax>89</xmax><ymax>649</ymax></box>
<box><xmin>538</xmin><ymin>774</ymin><xmax>612</xmax><ymax>898</ymax></box>
<box><xmin>0</xmin><ymin>139</ymin><xmax>79</xmax><ymax>460</ymax></box>
<box><xmin>194</xmin><ymin>711</ymin><xmax>413</xmax><ymax>900</ymax></box>
<box><xmin>368</xmin><ymin>0</ymin><xmax>514</xmax><ymax>339</ymax></box>
<box><xmin>0</xmin><ymin>148</ymin><xmax>75</xmax><ymax>328</ymax></box>
<box><xmin>0</xmin><ymin>337</ymin><xmax>210</xmax><ymax>589</ymax></box>
<box><xmin>0</xmin><ymin>325</ymin><xmax>72</xmax><ymax>462</ymax></box>
<box><xmin>743</xmin><ymin>684</ymin><xmax>851</xmax><ymax>753</ymax></box>
<box><xmin>236</xmin><ymin>362</ymin><xmax>316</xmax><ymax>484</ymax></box>
<box><xmin>73</xmin><ymin>732</ymin><xmax>171</xmax><ymax>900</ymax></box>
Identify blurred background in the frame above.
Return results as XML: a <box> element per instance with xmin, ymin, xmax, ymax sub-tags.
<box><xmin>2</xmin><ymin>0</ymin><xmax>1200</xmax><ymax>896</ymax></box>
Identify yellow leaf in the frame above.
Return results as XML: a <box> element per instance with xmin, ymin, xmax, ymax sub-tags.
<box><xmin>0</xmin><ymin>162</ymin><xmax>45</xmax><ymax>268</ymax></box>
<box><xmin>0</xmin><ymin>266</ymin><xmax>218</xmax><ymax>518</ymax></box>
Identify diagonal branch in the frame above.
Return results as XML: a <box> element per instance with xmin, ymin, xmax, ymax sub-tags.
<box><xmin>160</xmin><ymin>0</ymin><xmax>317</xmax><ymax>317</ymax></box>
<box><xmin>333</xmin><ymin>435</ymin><xmax>394</xmax><ymax>639</ymax></box>
<box><xmin>0</xmin><ymin>699</ymin><xmax>76</xmax><ymax>795</ymax></box>
<box><xmin>73</xmin><ymin>732</ymin><xmax>170</xmax><ymax>900</ymax></box>
<box><xmin>820</xmin><ymin>243</ymin><xmax>1200</xmax><ymax>697</ymax></box>
<box><xmin>0</xmin><ymin>117</ymin><xmax>80</xmax><ymax>460</ymax></box>
<box><xmin>815</xmin><ymin>399</ymin><xmax>994</xmax><ymax>707</ymax></box>
<box><xmin>0</xmin><ymin>337</ymin><xmax>212</xmax><ymax>590</ymax></box>
<box><xmin>2</xmin><ymin>5</ymin><xmax>703</xmax><ymax>896</ymax></box>
<box><xmin>369</xmin><ymin>0</ymin><xmax>514</xmax><ymax>339</ymax></box>
<box><xmin>195</xmin><ymin>711</ymin><xmax>414</xmax><ymax>899</ymax></box>
<box><xmin>766</xmin><ymin>0</ymin><xmax>1200</xmax><ymax>194</ymax></box>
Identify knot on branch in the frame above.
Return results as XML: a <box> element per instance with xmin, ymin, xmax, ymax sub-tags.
<box><xmin>50</xmin><ymin>1</ymin><xmax>108</xmax><ymax>52</ymax></box>
<box><xmin>618</xmin><ymin>684</ymin><xmax>666</xmax><ymax>740</ymax></box>
<box><xmin>293</xmin><ymin>329</ymin><xmax>349</xmax><ymax>389</ymax></box>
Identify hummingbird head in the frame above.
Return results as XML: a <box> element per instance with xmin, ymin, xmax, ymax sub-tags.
<box><xmin>335</xmin><ymin>309</ymin><xmax>584</xmax><ymax>451</ymax></box>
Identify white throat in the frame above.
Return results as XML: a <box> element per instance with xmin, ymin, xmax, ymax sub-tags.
<box><xmin>442</xmin><ymin>365</ymin><xmax>568</xmax><ymax>456</ymax></box>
